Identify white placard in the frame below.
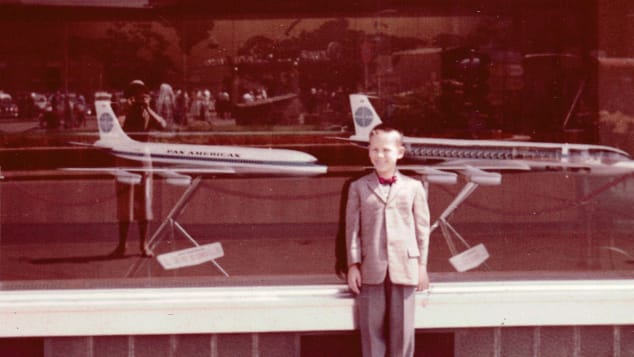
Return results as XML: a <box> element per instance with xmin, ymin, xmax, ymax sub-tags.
<box><xmin>157</xmin><ymin>242</ymin><xmax>224</xmax><ymax>270</ymax></box>
<box><xmin>449</xmin><ymin>243</ymin><xmax>489</xmax><ymax>272</ymax></box>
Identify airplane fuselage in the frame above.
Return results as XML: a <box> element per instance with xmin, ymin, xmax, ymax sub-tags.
<box><xmin>350</xmin><ymin>135</ymin><xmax>633</xmax><ymax>175</ymax></box>
<box><xmin>408</xmin><ymin>136</ymin><xmax>626</xmax><ymax>161</ymax></box>
<box><xmin>90</xmin><ymin>96</ymin><xmax>327</xmax><ymax>181</ymax></box>
<box><xmin>96</xmin><ymin>140</ymin><xmax>327</xmax><ymax>176</ymax></box>
<box><xmin>347</xmin><ymin>93</ymin><xmax>634</xmax><ymax>177</ymax></box>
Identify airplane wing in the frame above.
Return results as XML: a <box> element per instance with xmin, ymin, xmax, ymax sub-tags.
<box><xmin>60</xmin><ymin>168</ymin><xmax>145</xmax><ymax>185</ymax></box>
<box><xmin>329</xmin><ymin>160</ymin><xmax>532</xmax><ymax>185</ymax></box>
<box><xmin>400</xmin><ymin>160</ymin><xmax>531</xmax><ymax>185</ymax></box>
<box><xmin>68</xmin><ymin>141</ymin><xmax>97</xmax><ymax>148</ymax></box>
<box><xmin>61</xmin><ymin>167</ymin><xmax>236</xmax><ymax>186</ymax></box>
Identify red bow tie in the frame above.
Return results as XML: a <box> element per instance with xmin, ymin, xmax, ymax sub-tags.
<box><xmin>378</xmin><ymin>175</ymin><xmax>397</xmax><ymax>185</ymax></box>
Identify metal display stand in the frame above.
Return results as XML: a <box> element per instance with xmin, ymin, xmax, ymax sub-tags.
<box><xmin>126</xmin><ymin>176</ymin><xmax>229</xmax><ymax>277</ymax></box>
<box><xmin>430</xmin><ymin>181</ymin><xmax>490</xmax><ymax>271</ymax></box>
<box><xmin>430</xmin><ymin>182</ymin><xmax>479</xmax><ymax>252</ymax></box>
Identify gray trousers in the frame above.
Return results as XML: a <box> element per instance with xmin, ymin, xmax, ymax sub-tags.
<box><xmin>357</xmin><ymin>276</ymin><xmax>416</xmax><ymax>357</ymax></box>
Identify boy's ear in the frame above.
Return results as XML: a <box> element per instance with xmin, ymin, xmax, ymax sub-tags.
<box><xmin>397</xmin><ymin>145</ymin><xmax>406</xmax><ymax>159</ymax></box>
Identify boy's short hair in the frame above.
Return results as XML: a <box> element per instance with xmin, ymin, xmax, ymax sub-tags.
<box><xmin>369</xmin><ymin>124</ymin><xmax>404</xmax><ymax>145</ymax></box>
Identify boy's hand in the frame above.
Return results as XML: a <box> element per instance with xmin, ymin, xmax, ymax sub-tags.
<box><xmin>417</xmin><ymin>266</ymin><xmax>429</xmax><ymax>291</ymax></box>
<box><xmin>347</xmin><ymin>264</ymin><xmax>362</xmax><ymax>294</ymax></box>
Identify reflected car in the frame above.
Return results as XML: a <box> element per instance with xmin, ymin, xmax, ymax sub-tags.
<box><xmin>0</xmin><ymin>91</ymin><xmax>19</xmax><ymax>118</ymax></box>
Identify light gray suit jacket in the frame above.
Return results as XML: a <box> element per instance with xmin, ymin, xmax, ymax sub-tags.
<box><xmin>346</xmin><ymin>171</ymin><xmax>430</xmax><ymax>286</ymax></box>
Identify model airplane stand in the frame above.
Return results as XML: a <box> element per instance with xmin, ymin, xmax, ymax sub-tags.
<box><xmin>125</xmin><ymin>176</ymin><xmax>229</xmax><ymax>277</ymax></box>
<box><xmin>430</xmin><ymin>181</ymin><xmax>491</xmax><ymax>272</ymax></box>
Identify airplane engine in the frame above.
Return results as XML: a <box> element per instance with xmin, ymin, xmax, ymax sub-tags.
<box><xmin>166</xmin><ymin>177</ymin><xmax>192</xmax><ymax>186</ymax></box>
<box><xmin>463</xmin><ymin>167</ymin><xmax>502</xmax><ymax>185</ymax></box>
<box><xmin>116</xmin><ymin>176</ymin><xmax>141</xmax><ymax>185</ymax></box>
<box><xmin>111</xmin><ymin>170</ymin><xmax>142</xmax><ymax>185</ymax></box>
<box><xmin>159</xmin><ymin>172</ymin><xmax>192</xmax><ymax>186</ymax></box>
<box><xmin>424</xmin><ymin>173</ymin><xmax>458</xmax><ymax>185</ymax></box>
<box><xmin>469</xmin><ymin>175</ymin><xmax>502</xmax><ymax>186</ymax></box>
<box><xmin>467</xmin><ymin>172</ymin><xmax>502</xmax><ymax>186</ymax></box>
<box><xmin>413</xmin><ymin>167</ymin><xmax>458</xmax><ymax>185</ymax></box>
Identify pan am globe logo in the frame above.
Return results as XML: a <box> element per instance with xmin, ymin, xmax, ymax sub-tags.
<box><xmin>99</xmin><ymin>112</ymin><xmax>114</xmax><ymax>133</ymax></box>
<box><xmin>354</xmin><ymin>106</ymin><xmax>374</xmax><ymax>128</ymax></box>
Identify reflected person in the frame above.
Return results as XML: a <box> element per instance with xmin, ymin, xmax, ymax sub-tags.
<box><xmin>110</xmin><ymin>80</ymin><xmax>167</xmax><ymax>258</ymax></box>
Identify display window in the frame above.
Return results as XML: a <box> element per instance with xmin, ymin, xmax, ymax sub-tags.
<box><xmin>1</xmin><ymin>1</ymin><xmax>633</xmax><ymax>289</ymax></box>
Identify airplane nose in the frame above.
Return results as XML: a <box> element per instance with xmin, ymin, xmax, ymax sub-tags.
<box><xmin>291</xmin><ymin>150</ymin><xmax>318</xmax><ymax>163</ymax></box>
<box><xmin>305</xmin><ymin>152</ymin><xmax>319</xmax><ymax>162</ymax></box>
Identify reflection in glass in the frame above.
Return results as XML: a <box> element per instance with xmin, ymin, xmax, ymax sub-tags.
<box><xmin>1</xmin><ymin>4</ymin><xmax>633</xmax><ymax>289</ymax></box>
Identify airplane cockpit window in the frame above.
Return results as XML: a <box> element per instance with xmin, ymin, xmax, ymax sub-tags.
<box><xmin>1</xmin><ymin>2</ymin><xmax>634</xmax><ymax>291</ymax></box>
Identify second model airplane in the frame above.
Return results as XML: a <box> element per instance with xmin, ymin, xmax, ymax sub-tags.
<box><xmin>348</xmin><ymin>94</ymin><xmax>634</xmax><ymax>184</ymax></box>
<box><xmin>345</xmin><ymin>94</ymin><xmax>634</xmax><ymax>271</ymax></box>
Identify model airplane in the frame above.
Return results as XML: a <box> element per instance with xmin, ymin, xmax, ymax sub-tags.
<box><xmin>346</xmin><ymin>94</ymin><xmax>634</xmax><ymax>271</ymax></box>
<box><xmin>348</xmin><ymin>94</ymin><xmax>634</xmax><ymax>183</ymax></box>
<box><xmin>63</xmin><ymin>93</ymin><xmax>327</xmax><ymax>274</ymax></box>
<box><xmin>65</xmin><ymin>92</ymin><xmax>327</xmax><ymax>185</ymax></box>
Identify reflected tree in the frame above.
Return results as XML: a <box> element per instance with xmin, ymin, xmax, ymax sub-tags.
<box><xmin>80</xmin><ymin>17</ymin><xmax>214</xmax><ymax>90</ymax></box>
<box><xmin>159</xmin><ymin>17</ymin><xmax>217</xmax><ymax>89</ymax></box>
<box><xmin>70</xmin><ymin>17</ymin><xmax>216</xmax><ymax>91</ymax></box>
<box><xmin>237</xmin><ymin>18</ymin><xmax>427</xmax><ymax>96</ymax></box>
<box><xmin>86</xmin><ymin>22</ymin><xmax>175</xmax><ymax>90</ymax></box>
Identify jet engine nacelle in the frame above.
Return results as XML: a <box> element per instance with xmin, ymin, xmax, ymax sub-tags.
<box><xmin>463</xmin><ymin>167</ymin><xmax>502</xmax><ymax>186</ymax></box>
<box><xmin>411</xmin><ymin>167</ymin><xmax>458</xmax><ymax>185</ymax></box>
<box><xmin>166</xmin><ymin>177</ymin><xmax>192</xmax><ymax>186</ymax></box>
<box><xmin>112</xmin><ymin>170</ymin><xmax>142</xmax><ymax>185</ymax></box>
<box><xmin>424</xmin><ymin>173</ymin><xmax>458</xmax><ymax>185</ymax></box>
<box><xmin>159</xmin><ymin>171</ymin><xmax>192</xmax><ymax>186</ymax></box>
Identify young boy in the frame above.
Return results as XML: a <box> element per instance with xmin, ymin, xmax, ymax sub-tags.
<box><xmin>346</xmin><ymin>124</ymin><xmax>430</xmax><ymax>357</ymax></box>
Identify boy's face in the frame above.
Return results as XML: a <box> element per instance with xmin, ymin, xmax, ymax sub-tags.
<box><xmin>368</xmin><ymin>130</ymin><xmax>405</xmax><ymax>177</ymax></box>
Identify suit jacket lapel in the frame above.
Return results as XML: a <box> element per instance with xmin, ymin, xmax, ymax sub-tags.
<box><xmin>366</xmin><ymin>174</ymin><xmax>387</xmax><ymax>203</ymax></box>
<box><xmin>366</xmin><ymin>172</ymin><xmax>403</xmax><ymax>204</ymax></box>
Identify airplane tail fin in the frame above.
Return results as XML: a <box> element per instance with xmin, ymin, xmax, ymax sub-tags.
<box><xmin>94</xmin><ymin>92</ymin><xmax>133</xmax><ymax>146</ymax></box>
<box><xmin>349</xmin><ymin>94</ymin><xmax>383</xmax><ymax>142</ymax></box>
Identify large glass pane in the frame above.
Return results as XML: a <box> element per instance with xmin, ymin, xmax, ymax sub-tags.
<box><xmin>1</xmin><ymin>1</ymin><xmax>633</xmax><ymax>290</ymax></box>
